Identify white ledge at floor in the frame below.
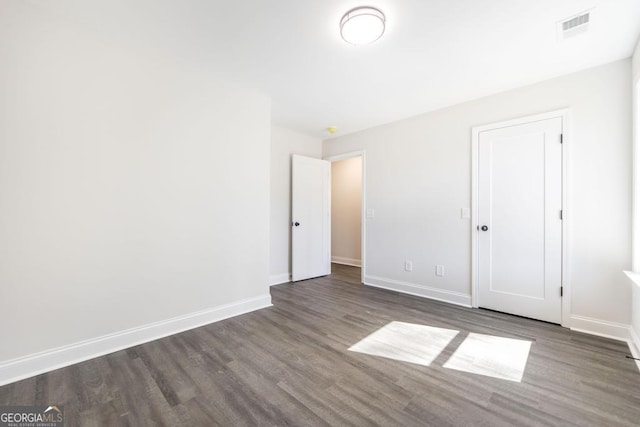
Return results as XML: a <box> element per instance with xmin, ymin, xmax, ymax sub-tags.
<box><xmin>624</xmin><ymin>270</ymin><xmax>640</xmax><ymax>288</ymax></box>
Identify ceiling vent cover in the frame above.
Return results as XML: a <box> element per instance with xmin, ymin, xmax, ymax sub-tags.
<box><xmin>557</xmin><ymin>10</ymin><xmax>592</xmax><ymax>40</ymax></box>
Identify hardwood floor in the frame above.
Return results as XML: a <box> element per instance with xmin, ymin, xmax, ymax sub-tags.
<box><xmin>1</xmin><ymin>263</ymin><xmax>639</xmax><ymax>426</ymax></box>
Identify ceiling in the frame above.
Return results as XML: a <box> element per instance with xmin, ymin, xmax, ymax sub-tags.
<box><xmin>22</xmin><ymin>0</ymin><xmax>640</xmax><ymax>139</ymax></box>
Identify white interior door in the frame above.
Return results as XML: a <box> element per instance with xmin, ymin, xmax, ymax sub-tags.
<box><xmin>478</xmin><ymin>116</ymin><xmax>563</xmax><ymax>324</ymax></box>
<box><xmin>292</xmin><ymin>155</ymin><xmax>331</xmax><ymax>281</ymax></box>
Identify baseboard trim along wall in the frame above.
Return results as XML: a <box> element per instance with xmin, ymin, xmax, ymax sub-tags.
<box><xmin>362</xmin><ymin>278</ymin><xmax>636</xmax><ymax>345</ymax></box>
<box><xmin>629</xmin><ymin>327</ymin><xmax>640</xmax><ymax>357</ymax></box>
<box><xmin>364</xmin><ymin>275</ymin><xmax>472</xmax><ymax>307</ymax></box>
<box><xmin>629</xmin><ymin>327</ymin><xmax>640</xmax><ymax>371</ymax></box>
<box><xmin>569</xmin><ymin>314</ymin><xmax>631</xmax><ymax>342</ymax></box>
<box><xmin>269</xmin><ymin>273</ymin><xmax>291</xmax><ymax>286</ymax></box>
<box><xmin>0</xmin><ymin>294</ymin><xmax>272</xmax><ymax>387</ymax></box>
<box><xmin>630</xmin><ymin>327</ymin><xmax>640</xmax><ymax>354</ymax></box>
<box><xmin>331</xmin><ymin>257</ymin><xmax>362</xmax><ymax>267</ymax></box>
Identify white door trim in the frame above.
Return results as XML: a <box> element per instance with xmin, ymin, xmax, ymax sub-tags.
<box><xmin>471</xmin><ymin>109</ymin><xmax>571</xmax><ymax>327</ymax></box>
<box><xmin>325</xmin><ymin>150</ymin><xmax>367</xmax><ymax>284</ymax></box>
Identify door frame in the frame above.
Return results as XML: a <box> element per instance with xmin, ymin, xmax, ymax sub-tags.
<box><xmin>324</xmin><ymin>150</ymin><xmax>367</xmax><ymax>284</ymax></box>
<box><xmin>471</xmin><ymin>109</ymin><xmax>571</xmax><ymax>327</ymax></box>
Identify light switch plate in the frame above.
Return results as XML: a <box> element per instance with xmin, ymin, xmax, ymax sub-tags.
<box><xmin>367</xmin><ymin>208</ymin><xmax>375</xmax><ymax>218</ymax></box>
<box><xmin>461</xmin><ymin>208</ymin><xmax>470</xmax><ymax>219</ymax></box>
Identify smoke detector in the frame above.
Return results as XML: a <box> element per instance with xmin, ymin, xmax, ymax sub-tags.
<box><xmin>557</xmin><ymin>9</ymin><xmax>592</xmax><ymax>40</ymax></box>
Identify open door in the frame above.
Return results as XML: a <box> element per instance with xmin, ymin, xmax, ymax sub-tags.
<box><xmin>291</xmin><ymin>155</ymin><xmax>331</xmax><ymax>281</ymax></box>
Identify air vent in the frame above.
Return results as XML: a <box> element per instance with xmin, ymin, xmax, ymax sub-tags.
<box><xmin>557</xmin><ymin>10</ymin><xmax>592</xmax><ymax>40</ymax></box>
<box><xmin>562</xmin><ymin>13</ymin><xmax>589</xmax><ymax>31</ymax></box>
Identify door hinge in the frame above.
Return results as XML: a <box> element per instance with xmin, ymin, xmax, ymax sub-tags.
<box><xmin>560</xmin><ymin>134</ymin><xmax>564</xmax><ymax>144</ymax></box>
<box><xmin>560</xmin><ymin>286</ymin><xmax>563</xmax><ymax>297</ymax></box>
<box><xmin>560</xmin><ymin>210</ymin><xmax>563</xmax><ymax>220</ymax></box>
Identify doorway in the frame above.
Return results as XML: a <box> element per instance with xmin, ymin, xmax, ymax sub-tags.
<box><xmin>326</xmin><ymin>151</ymin><xmax>366</xmax><ymax>283</ymax></box>
<box><xmin>472</xmin><ymin>110</ymin><xmax>569</xmax><ymax>325</ymax></box>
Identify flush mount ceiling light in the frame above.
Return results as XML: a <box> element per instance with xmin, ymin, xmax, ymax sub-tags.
<box><xmin>340</xmin><ymin>7</ymin><xmax>385</xmax><ymax>45</ymax></box>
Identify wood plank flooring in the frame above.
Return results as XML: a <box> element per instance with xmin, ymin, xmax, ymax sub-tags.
<box><xmin>1</xmin><ymin>264</ymin><xmax>639</xmax><ymax>426</ymax></box>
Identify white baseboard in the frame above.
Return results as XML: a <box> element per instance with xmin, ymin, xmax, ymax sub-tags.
<box><xmin>331</xmin><ymin>257</ymin><xmax>362</xmax><ymax>267</ymax></box>
<box><xmin>569</xmin><ymin>315</ymin><xmax>631</xmax><ymax>342</ymax></box>
<box><xmin>0</xmin><ymin>294</ymin><xmax>272</xmax><ymax>387</ymax></box>
<box><xmin>629</xmin><ymin>327</ymin><xmax>640</xmax><ymax>371</ymax></box>
<box><xmin>629</xmin><ymin>326</ymin><xmax>640</xmax><ymax>357</ymax></box>
<box><xmin>364</xmin><ymin>275</ymin><xmax>472</xmax><ymax>307</ymax></box>
<box><xmin>269</xmin><ymin>273</ymin><xmax>291</xmax><ymax>286</ymax></box>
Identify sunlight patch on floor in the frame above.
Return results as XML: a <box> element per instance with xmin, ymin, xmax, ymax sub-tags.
<box><xmin>443</xmin><ymin>333</ymin><xmax>532</xmax><ymax>382</ymax></box>
<box><xmin>348</xmin><ymin>321</ymin><xmax>459</xmax><ymax>366</ymax></box>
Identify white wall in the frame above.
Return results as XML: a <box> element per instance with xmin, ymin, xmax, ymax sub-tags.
<box><xmin>633</xmin><ymin>38</ymin><xmax>640</xmax><ymax>83</ymax></box>
<box><xmin>331</xmin><ymin>157</ymin><xmax>362</xmax><ymax>266</ymax></box>
<box><xmin>324</xmin><ymin>59</ymin><xmax>632</xmax><ymax>333</ymax></box>
<box><xmin>631</xmin><ymin>38</ymin><xmax>640</xmax><ymax>348</ymax></box>
<box><xmin>0</xmin><ymin>2</ymin><xmax>271</xmax><ymax>382</ymax></box>
<box><xmin>270</xmin><ymin>126</ymin><xmax>322</xmax><ymax>284</ymax></box>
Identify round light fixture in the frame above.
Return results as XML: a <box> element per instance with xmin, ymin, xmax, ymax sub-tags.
<box><xmin>340</xmin><ymin>7</ymin><xmax>385</xmax><ymax>45</ymax></box>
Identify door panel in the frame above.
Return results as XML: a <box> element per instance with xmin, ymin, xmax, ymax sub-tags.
<box><xmin>478</xmin><ymin>117</ymin><xmax>563</xmax><ymax>323</ymax></box>
<box><xmin>291</xmin><ymin>155</ymin><xmax>331</xmax><ymax>282</ymax></box>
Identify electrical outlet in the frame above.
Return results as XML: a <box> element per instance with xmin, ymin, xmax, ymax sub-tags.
<box><xmin>404</xmin><ymin>260</ymin><xmax>413</xmax><ymax>272</ymax></box>
<box><xmin>436</xmin><ymin>265</ymin><xmax>445</xmax><ymax>276</ymax></box>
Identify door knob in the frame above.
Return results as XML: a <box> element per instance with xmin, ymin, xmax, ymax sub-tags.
<box><xmin>294</xmin><ymin>222</ymin><xmax>300</xmax><ymax>227</ymax></box>
<box><xmin>481</xmin><ymin>225</ymin><xmax>488</xmax><ymax>231</ymax></box>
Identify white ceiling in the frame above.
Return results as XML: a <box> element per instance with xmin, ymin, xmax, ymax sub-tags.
<box><xmin>26</xmin><ymin>0</ymin><xmax>640</xmax><ymax>139</ymax></box>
